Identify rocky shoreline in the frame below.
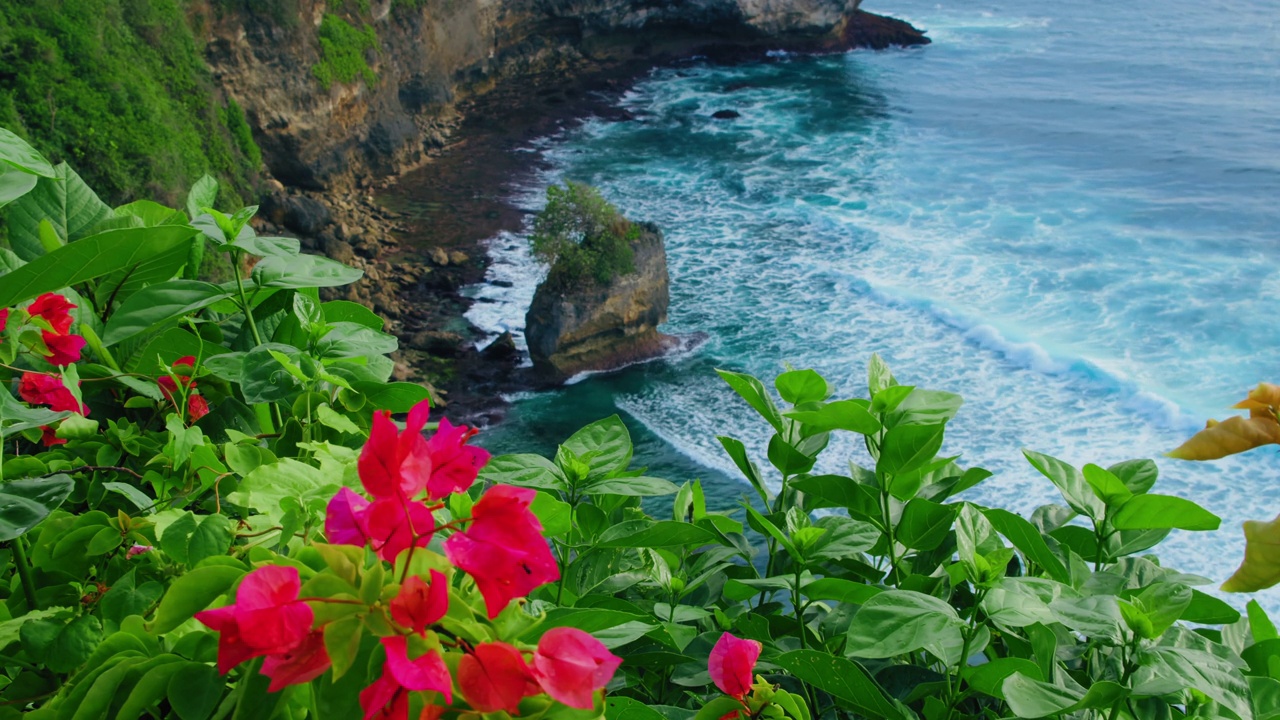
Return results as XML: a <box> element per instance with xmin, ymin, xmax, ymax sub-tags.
<box><xmin>240</xmin><ymin>7</ymin><xmax>930</xmax><ymax>425</ymax></box>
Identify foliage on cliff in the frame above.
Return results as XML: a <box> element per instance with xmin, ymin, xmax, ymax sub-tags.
<box><xmin>0</xmin><ymin>0</ymin><xmax>261</xmax><ymax>207</ymax></box>
<box><xmin>312</xmin><ymin>13</ymin><xmax>379</xmax><ymax>90</ymax></box>
<box><xmin>531</xmin><ymin>182</ymin><xmax>639</xmax><ymax>292</ymax></box>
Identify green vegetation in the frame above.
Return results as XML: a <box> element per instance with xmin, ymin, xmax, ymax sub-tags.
<box><xmin>531</xmin><ymin>181</ymin><xmax>639</xmax><ymax>290</ymax></box>
<box><xmin>0</xmin><ymin>0</ymin><xmax>259</xmax><ymax>206</ymax></box>
<box><xmin>221</xmin><ymin>97</ymin><xmax>262</xmax><ymax>170</ymax></box>
<box><xmin>312</xmin><ymin>14</ymin><xmax>379</xmax><ymax>90</ymax></box>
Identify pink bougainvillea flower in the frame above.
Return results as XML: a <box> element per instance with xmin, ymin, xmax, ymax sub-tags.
<box><xmin>359</xmin><ymin>636</ymin><xmax>453</xmax><ymax>720</ymax></box>
<box><xmin>26</xmin><ymin>293</ymin><xmax>75</xmax><ymax>334</ymax></box>
<box><xmin>390</xmin><ymin>570</ymin><xmax>449</xmax><ymax>636</ymax></box>
<box><xmin>324</xmin><ymin>489</ymin><xmax>434</xmax><ymax>563</ymax></box>
<box><xmin>187</xmin><ymin>394</ymin><xmax>210</xmax><ymax>422</ymax></box>
<box><xmin>261</xmin><ymin>630</ymin><xmax>331</xmax><ymax>692</ymax></box>
<box><xmin>709</xmin><ymin>633</ymin><xmax>761</xmax><ymax>700</ymax></box>
<box><xmin>195</xmin><ymin>565</ymin><xmax>314</xmax><ymax>674</ymax></box>
<box><xmin>531</xmin><ymin>627</ymin><xmax>622</xmax><ymax>709</ymax></box>
<box><xmin>0</xmin><ymin>308</ymin><xmax>8</xmax><ymax>332</ymax></box>
<box><xmin>424</xmin><ymin>417</ymin><xmax>490</xmax><ymax>499</ymax></box>
<box><xmin>325</xmin><ymin>487</ymin><xmax>373</xmax><ymax>546</ymax></box>
<box><xmin>19</xmin><ymin>372</ymin><xmax>86</xmax><ymax>414</ymax></box>
<box><xmin>126</xmin><ymin>544</ymin><xmax>153</xmax><ymax>558</ymax></box>
<box><xmin>359</xmin><ymin>399</ymin><xmax>433</xmax><ymax>501</ymax></box>
<box><xmin>41</xmin><ymin>331</ymin><xmax>85</xmax><ymax>366</ymax></box>
<box><xmin>443</xmin><ymin>485</ymin><xmax>559</xmax><ymax>619</ymax></box>
<box><xmin>457</xmin><ymin>641</ymin><xmax>538</xmax><ymax>714</ymax></box>
<box><xmin>39</xmin><ymin>425</ymin><xmax>65</xmax><ymax>447</ymax></box>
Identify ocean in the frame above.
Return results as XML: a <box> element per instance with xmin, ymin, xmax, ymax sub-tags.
<box><xmin>461</xmin><ymin>0</ymin><xmax>1280</xmax><ymax>605</ymax></box>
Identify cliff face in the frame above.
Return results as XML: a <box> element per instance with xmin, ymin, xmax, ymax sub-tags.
<box><xmin>200</xmin><ymin>0</ymin><xmax>924</xmax><ymax>192</ymax></box>
<box><xmin>525</xmin><ymin>223</ymin><xmax>674</xmax><ymax>380</ymax></box>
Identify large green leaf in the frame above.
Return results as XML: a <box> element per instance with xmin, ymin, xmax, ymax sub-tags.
<box><xmin>877</xmin><ymin>423</ymin><xmax>946</xmax><ymax>483</ymax></box>
<box><xmin>0</xmin><ymin>169</ymin><xmax>38</xmax><ymax>208</ymax></box>
<box><xmin>249</xmin><ymin>254</ymin><xmax>362</xmax><ymax>289</ymax></box>
<box><xmin>597</xmin><ymin>520</ymin><xmax>718</xmax><ymax>548</ymax></box>
<box><xmin>0</xmin><ymin>474</ymin><xmax>74</xmax><ymax>541</ymax></box>
<box><xmin>351</xmin><ymin>381</ymin><xmax>432</xmax><ymax>413</ymax></box>
<box><xmin>606</xmin><ymin>697</ymin><xmax>670</xmax><ymax>720</ymax></box>
<box><xmin>5</xmin><ymin>162</ymin><xmax>111</xmax><ymax>260</ymax></box>
<box><xmin>775</xmin><ymin>650</ymin><xmax>912</xmax><ymax>720</ymax></box>
<box><xmin>314</xmin><ymin>322</ymin><xmax>398</xmax><ymax>360</ymax></box>
<box><xmin>775</xmin><ymin>369</ymin><xmax>830</xmax><ymax>405</ymax></box>
<box><xmin>784</xmin><ymin>398</ymin><xmax>881</xmax><ymax>435</ymax></box>
<box><xmin>1002</xmin><ymin>675</ymin><xmax>1127</xmax><ymax>718</ymax></box>
<box><xmin>150</xmin><ymin>565</ymin><xmax>246</xmax><ymax>634</ymax></box>
<box><xmin>898</xmin><ymin>497</ymin><xmax>957</xmax><ymax>551</ymax></box>
<box><xmin>846</xmin><ymin>590</ymin><xmax>964</xmax><ymax>659</ymax></box>
<box><xmin>583</xmin><ymin>476</ymin><xmax>680</xmax><ymax>497</ymax></box>
<box><xmin>0</xmin><ymin>128</ymin><xmax>55</xmax><ymax>177</ymax></box>
<box><xmin>984</xmin><ymin>507</ymin><xmax>1071</xmax><ymax>583</ymax></box>
<box><xmin>1023</xmin><ymin>450</ymin><xmax>1105</xmax><ymax>522</ymax></box>
<box><xmin>103</xmin><ymin>280</ymin><xmax>235</xmax><ymax>345</ymax></box>
<box><xmin>477</xmin><ymin>454</ymin><xmax>569</xmax><ymax>491</ymax></box>
<box><xmin>562</xmin><ymin>415</ymin><xmax>633</xmax><ymax>480</ymax></box>
<box><xmin>1131</xmin><ymin>647</ymin><xmax>1252</xmax><ymax>720</ymax></box>
<box><xmin>716</xmin><ymin>369</ymin><xmax>783</xmax><ymax>432</ymax></box>
<box><xmin>1111</xmin><ymin>494</ymin><xmax>1221</xmax><ymax>531</ymax></box>
<box><xmin>0</xmin><ymin>225</ymin><xmax>199</xmax><ymax>307</ymax></box>
<box><xmin>0</xmin><ymin>387</ymin><xmax>70</xmax><ymax>439</ymax></box>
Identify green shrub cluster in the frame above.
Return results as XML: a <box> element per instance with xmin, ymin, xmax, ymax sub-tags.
<box><xmin>220</xmin><ymin>98</ymin><xmax>262</xmax><ymax>170</ymax></box>
<box><xmin>531</xmin><ymin>181</ymin><xmax>640</xmax><ymax>291</ymax></box>
<box><xmin>311</xmin><ymin>14</ymin><xmax>378</xmax><ymax>90</ymax></box>
<box><xmin>0</xmin><ymin>0</ymin><xmax>259</xmax><ymax>207</ymax></box>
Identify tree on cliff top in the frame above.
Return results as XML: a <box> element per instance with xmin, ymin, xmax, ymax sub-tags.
<box><xmin>531</xmin><ymin>181</ymin><xmax>639</xmax><ymax>291</ymax></box>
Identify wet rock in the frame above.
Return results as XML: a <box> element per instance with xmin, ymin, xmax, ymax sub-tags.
<box><xmin>411</xmin><ymin>330</ymin><xmax>466</xmax><ymax>358</ymax></box>
<box><xmin>712</xmin><ymin>109</ymin><xmax>741</xmax><ymax>119</ymax></box>
<box><xmin>480</xmin><ymin>332</ymin><xmax>520</xmax><ymax>364</ymax></box>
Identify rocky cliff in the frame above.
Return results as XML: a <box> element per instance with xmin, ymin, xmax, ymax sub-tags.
<box><xmin>200</xmin><ymin>0</ymin><xmax>927</xmax><ymax>192</ymax></box>
<box><xmin>525</xmin><ymin>222</ymin><xmax>674</xmax><ymax>380</ymax></box>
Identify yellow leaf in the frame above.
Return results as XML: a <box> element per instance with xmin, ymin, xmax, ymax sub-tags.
<box><xmin>1222</xmin><ymin>514</ymin><xmax>1280</xmax><ymax>592</ymax></box>
<box><xmin>1167</xmin><ymin>415</ymin><xmax>1280</xmax><ymax>460</ymax></box>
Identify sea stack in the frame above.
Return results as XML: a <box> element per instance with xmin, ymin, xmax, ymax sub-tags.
<box><xmin>525</xmin><ymin>222</ymin><xmax>676</xmax><ymax>382</ymax></box>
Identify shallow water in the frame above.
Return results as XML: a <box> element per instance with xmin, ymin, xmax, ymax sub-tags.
<box><xmin>462</xmin><ymin>0</ymin><xmax>1280</xmax><ymax>605</ymax></box>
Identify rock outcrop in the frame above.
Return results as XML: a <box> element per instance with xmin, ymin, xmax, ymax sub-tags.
<box><xmin>525</xmin><ymin>223</ymin><xmax>675</xmax><ymax>381</ymax></box>
<box><xmin>199</xmin><ymin>0</ymin><xmax>928</xmax><ymax>193</ymax></box>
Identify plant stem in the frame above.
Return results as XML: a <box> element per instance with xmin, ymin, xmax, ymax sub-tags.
<box><xmin>230</xmin><ymin>253</ymin><xmax>263</xmax><ymax>347</ymax></box>
<box><xmin>11</xmin><ymin>537</ymin><xmax>38</xmax><ymax>610</ymax></box>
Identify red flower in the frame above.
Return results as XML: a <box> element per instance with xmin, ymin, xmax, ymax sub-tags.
<box><xmin>18</xmin><ymin>372</ymin><xmax>87</xmax><ymax>414</ymax></box>
<box><xmin>41</xmin><ymin>331</ymin><xmax>85</xmax><ymax>366</ymax></box>
<box><xmin>359</xmin><ymin>399</ymin><xmax>433</xmax><ymax>501</ymax></box>
<box><xmin>261</xmin><ymin>630</ymin><xmax>331</xmax><ymax>692</ymax></box>
<box><xmin>457</xmin><ymin>642</ymin><xmax>538</xmax><ymax>714</ymax></box>
<box><xmin>390</xmin><ymin>570</ymin><xmax>449</xmax><ymax>636</ymax></box>
<box><xmin>709</xmin><ymin>633</ymin><xmax>761</xmax><ymax>700</ymax></box>
<box><xmin>359</xmin><ymin>636</ymin><xmax>453</xmax><ymax>720</ymax></box>
<box><xmin>39</xmin><ymin>425</ymin><xmax>66</xmax><ymax>446</ymax></box>
<box><xmin>443</xmin><ymin>485</ymin><xmax>559</xmax><ymax>619</ymax></box>
<box><xmin>188</xmin><ymin>394</ymin><xmax>210</xmax><ymax>421</ymax></box>
<box><xmin>195</xmin><ymin>566</ymin><xmax>315</xmax><ymax>674</ymax></box>
<box><xmin>326</xmin><ymin>487</ymin><xmax>372</xmax><ymax>546</ymax></box>
<box><xmin>531</xmin><ymin>627</ymin><xmax>621</xmax><ymax>709</ymax></box>
<box><xmin>27</xmin><ymin>293</ymin><xmax>75</xmax><ymax>334</ymax></box>
<box><xmin>325</xmin><ymin>489</ymin><xmax>435</xmax><ymax>563</ymax></box>
<box><xmin>424</xmin><ymin>418</ymin><xmax>490</xmax><ymax>500</ymax></box>
<box><xmin>0</xmin><ymin>308</ymin><xmax>8</xmax><ymax>332</ymax></box>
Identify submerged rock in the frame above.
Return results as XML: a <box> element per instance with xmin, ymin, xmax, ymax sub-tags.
<box><xmin>712</xmin><ymin>109</ymin><xmax>741</xmax><ymax>119</ymax></box>
<box><xmin>525</xmin><ymin>222</ymin><xmax>676</xmax><ymax>382</ymax></box>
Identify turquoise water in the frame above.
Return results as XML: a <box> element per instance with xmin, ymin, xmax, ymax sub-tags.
<box><xmin>463</xmin><ymin>0</ymin><xmax>1280</xmax><ymax>602</ymax></box>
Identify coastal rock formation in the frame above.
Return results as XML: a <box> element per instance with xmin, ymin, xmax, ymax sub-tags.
<box><xmin>200</xmin><ymin>0</ymin><xmax>928</xmax><ymax>192</ymax></box>
<box><xmin>525</xmin><ymin>223</ymin><xmax>674</xmax><ymax>381</ymax></box>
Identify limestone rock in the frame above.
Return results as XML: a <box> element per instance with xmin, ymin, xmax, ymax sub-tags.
<box><xmin>525</xmin><ymin>222</ymin><xmax>675</xmax><ymax>381</ymax></box>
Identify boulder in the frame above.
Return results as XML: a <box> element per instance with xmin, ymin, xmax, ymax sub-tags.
<box><xmin>525</xmin><ymin>222</ymin><xmax>676</xmax><ymax>381</ymax></box>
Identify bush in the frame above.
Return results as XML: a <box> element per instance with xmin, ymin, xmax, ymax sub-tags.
<box><xmin>530</xmin><ymin>181</ymin><xmax>639</xmax><ymax>291</ymax></box>
<box><xmin>2</xmin><ymin>130</ymin><xmax>1278</xmax><ymax>719</ymax></box>
<box><xmin>311</xmin><ymin>14</ymin><xmax>378</xmax><ymax>90</ymax></box>
<box><xmin>221</xmin><ymin>97</ymin><xmax>263</xmax><ymax>170</ymax></box>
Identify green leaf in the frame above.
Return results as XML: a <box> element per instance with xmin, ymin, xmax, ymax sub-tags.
<box><xmin>803</xmin><ymin>578</ymin><xmax>883</xmax><ymax>605</ymax></box>
<box><xmin>597</xmin><ymin>520</ymin><xmax>718</xmax><ymax>548</ymax></box>
<box><xmin>1048</xmin><ymin>595</ymin><xmax>1124</xmax><ymax>641</ymax></box>
<box><xmin>0</xmin><ymin>389</ymin><xmax>69</xmax><ymax>440</ymax></box>
<box><xmin>791</xmin><ymin>474</ymin><xmax>879</xmax><ymax>517</ymax></box>
<box><xmin>1023</xmin><ymin>450</ymin><xmax>1105</xmax><ymax>522</ymax></box>
<box><xmin>1082</xmin><ymin>463</ymin><xmax>1132</xmax><ymax>505</ymax></box>
<box><xmin>717</xmin><ymin>369</ymin><xmax>783</xmax><ymax>432</ymax></box>
<box><xmin>230</xmin><ymin>235</ymin><xmax>300</xmax><ymax>258</ymax></box>
<box><xmin>103</xmin><ymin>280</ymin><xmax>233</xmax><ymax>346</ymax></box>
<box><xmin>693</xmin><ymin>697</ymin><xmax>748</xmax><ymax>720</ymax></box>
<box><xmin>0</xmin><ymin>167</ymin><xmax>37</xmax><ymax>208</ymax></box>
<box><xmin>718</xmin><ymin>435</ymin><xmax>769</xmax><ymax>506</ymax></box>
<box><xmin>1002</xmin><ymin>675</ymin><xmax>1127</xmax><ymax>718</ymax></box>
<box><xmin>885</xmin><ymin>389</ymin><xmax>964</xmax><ymax>427</ymax></box>
<box><xmin>983</xmin><ymin>508</ymin><xmax>1071</xmax><ymax>583</ymax></box>
<box><xmin>775</xmin><ymin>650</ymin><xmax>912</xmax><ymax>720</ymax></box>
<box><xmin>478</xmin><ymin>454</ymin><xmax>569</xmax><ymax>491</ymax></box>
<box><xmin>0</xmin><ymin>225</ymin><xmax>199</xmax><ymax>308</ymax></box>
<box><xmin>1179</xmin><ymin>590</ymin><xmax>1240</xmax><ymax>625</ymax></box>
<box><xmin>1131</xmin><ymin>647</ymin><xmax>1252</xmax><ymax>720</ymax></box>
<box><xmin>5</xmin><ymin>162</ymin><xmax>111</xmax><ymax>260</ymax></box>
<box><xmin>0</xmin><ymin>128</ymin><xmax>55</xmax><ymax>177</ymax></box>
<box><xmin>964</xmin><ymin>657</ymin><xmax>1043</xmax><ymax>700</ymax></box>
<box><xmin>322</xmin><ymin>300</ymin><xmax>384</xmax><ymax>329</ymax></box>
<box><xmin>150</xmin><ymin>565</ymin><xmax>247</xmax><ymax>634</ymax></box>
<box><xmin>562</xmin><ymin>415</ymin><xmax>633</xmax><ymax>480</ymax></box>
<box><xmin>525</xmin><ymin>608</ymin><xmax>658</xmax><ymax>649</ymax></box>
<box><xmin>239</xmin><ymin>344</ymin><xmax>304</xmax><ymax>404</ymax></box>
<box><xmin>784</xmin><ymin>399</ymin><xmax>881</xmax><ymax>435</ymax></box>
<box><xmin>351</xmin><ymin>381</ymin><xmax>431</xmax><ymax>413</ymax></box>
<box><xmin>1108</xmin><ymin>459</ymin><xmax>1158</xmax><ymax>494</ymax></box>
<box><xmin>250</xmin><ymin>253</ymin><xmax>362</xmax><ymax>288</ymax></box>
<box><xmin>775</xmin><ymin>369</ymin><xmax>830</xmax><ymax>405</ymax></box>
<box><xmin>1250</xmin><ymin>600</ymin><xmax>1278</xmax><ymax>641</ymax></box>
<box><xmin>100</xmin><ymin>571</ymin><xmax>165</xmax><ymax>626</ymax></box>
<box><xmin>168</xmin><ymin>662</ymin><xmax>222</xmax><ymax>720</ymax></box>
<box><xmin>530</xmin><ymin>492</ymin><xmax>572</xmax><ymax>537</ymax></box>
<box><xmin>898</xmin><ymin>497</ymin><xmax>957</xmax><ymax>551</ymax></box>
<box><xmin>0</xmin><ymin>474</ymin><xmax>74</xmax><ymax>541</ymax></box>
<box><xmin>46</xmin><ymin>614</ymin><xmax>104</xmax><ymax>674</ymax></box>
<box><xmin>846</xmin><ymin>590</ymin><xmax>964</xmax><ymax>660</ymax></box>
<box><xmin>583</xmin><ymin>476</ymin><xmax>680</xmax><ymax>497</ymax></box>
<box><xmin>1111</xmin><ymin>494</ymin><xmax>1221</xmax><ymax>531</ymax></box>
<box><xmin>606</xmin><ymin>697</ymin><xmax>670</xmax><ymax>720</ymax></box>
<box><xmin>877</xmin><ymin>423</ymin><xmax>946</xmax><ymax>486</ymax></box>
<box><xmin>315</xmin><ymin>322</ymin><xmax>398</xmax><ymax>360</ymax></box>
<box><xmin>186</xmin><ymin>175</ymin><xmax>219</xmax><ymax>220</ymax></box>
<box><xmin>324</xmin><ymin>617</ymin><xmax>364</xmax><ymax>681</ymax></box>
